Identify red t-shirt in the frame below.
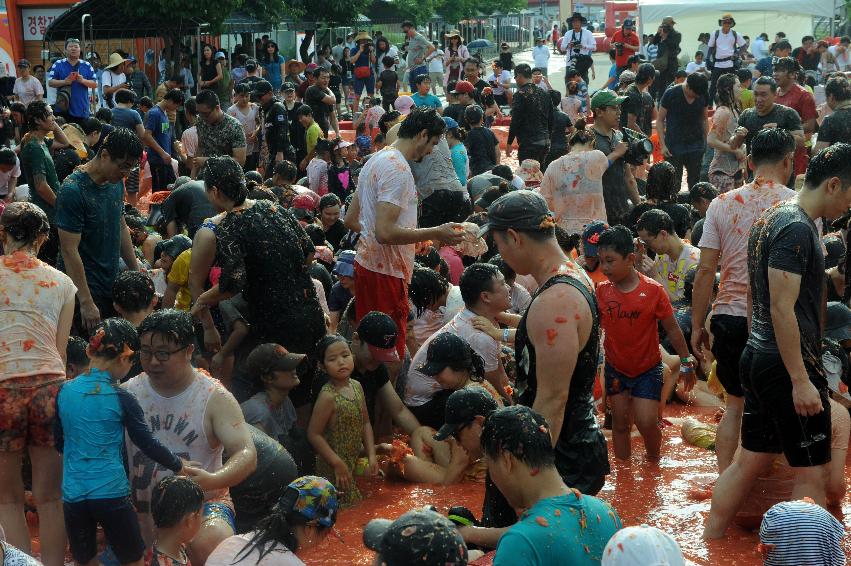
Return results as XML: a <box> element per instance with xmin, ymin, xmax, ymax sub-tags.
<box><xmin>596</xmin><ymin>272</ymin><xmax>673</xmax><ymax>377</ymax></box>
<box><xmin>611</xmin><ymin>29</ymin><xmax>639</xmax><ymax>68</ymax></box>
<box><xmin>774</xmin><ymin>84</ymin><xmax>816</xmax><ymax>176</ymax></box>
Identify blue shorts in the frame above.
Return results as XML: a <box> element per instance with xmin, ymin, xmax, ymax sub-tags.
<box><xmin>605</xmin><ymin>362</ymin><xmax>664</xmax><ymax>401</ymax></box>
<box><xmin>203</xmin><ymin>501</ymin><xmax>236</xmax><ymax>531</ymax></box>
<box><xmin>353</xmin><ymin>74</ymin><xmax>375</xmax><ymax>96</ymax></box>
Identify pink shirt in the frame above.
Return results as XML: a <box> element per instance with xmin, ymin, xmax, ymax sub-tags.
<box><xmin>206</xmin><ymin>532</ymin><xmax>304</xmax><ymax>566</ymax></box>
<box><xmin>354</xmin><ymin>148</ymin><xmax>419</xmax><ymax>281</ymax></box>
<box><xmin>700</xmin><ymin>177</ymin><xmax>796</xmax><ymax>317</ymax></box>
<box><xmin>438</xmin><ymin>246</ymin><xmax>463</xmax><ymax>285</ymax></box>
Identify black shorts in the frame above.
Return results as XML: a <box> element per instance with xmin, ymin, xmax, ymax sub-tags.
<box><xmin>709</xmin><ymin>314</ymin><xmax>748</xmax><ymax>398</ymax></box>
<box><xmin>149</xmin><ymin>162</ymin><xmax>176</xmax><ymax>192</ymax></box>
<box><xmin>739</xmin><ymin>346</ymin><xmax>831</xmax><ymax>467</ymax></box>
<box><xmin>64</xmin><ymin>496</ymin><xmax>146</xmax><ymax>565</ymax></box>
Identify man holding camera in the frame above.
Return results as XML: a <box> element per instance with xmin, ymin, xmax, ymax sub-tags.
<box><xmin>611</xmin><ymin>19</ymin><xmax>640</xmax><ymax>75</ymax></box>
<box><xmin>658</xmin><ymin>72</ymin><xmax>709</xmax><ymax>189</ymax></box>
<box><xmin>707</xmin><ymin>13</ymin><xmax>746</xmax><ymax>107</ymax></box>
<box><xmin>559</xmin><ymin>12</ymin><xmax>596</xmax><ymax>85</ymax></box>
<box><xmin>591</xmin><ymin>90</ymin><xmax>640</xmax><ymax>225</ymax></box>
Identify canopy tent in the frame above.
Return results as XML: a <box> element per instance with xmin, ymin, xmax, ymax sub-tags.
<box><xmin>637</xmin><ymin>0</ymin><xmax>835</xmax><ymax>60</ymax></box>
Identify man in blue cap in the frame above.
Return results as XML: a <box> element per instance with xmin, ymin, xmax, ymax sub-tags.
<box><xmin>612</xmin><ymin>18</ymin><xmax>640</xmax><ymax>74</ymax></box>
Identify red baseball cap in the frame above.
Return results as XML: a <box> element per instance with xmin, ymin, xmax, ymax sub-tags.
<box><xmin>451</xmin><ymin>80</ymin><xmax>475</xmax><ymax>95</ymax></box>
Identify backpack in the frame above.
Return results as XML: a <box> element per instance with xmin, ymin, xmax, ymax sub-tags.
<box><xmin>707</xmin><ymin>29</ymin><xmax>740</xmax><ymax>71</ymax></box>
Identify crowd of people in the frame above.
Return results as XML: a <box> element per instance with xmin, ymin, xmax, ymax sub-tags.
<box><xmin>0</xmin><ymin>12</ymin><xmax>850</xmax><ymax>566</ymax></box>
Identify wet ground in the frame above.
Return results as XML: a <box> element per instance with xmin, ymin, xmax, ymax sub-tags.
<box><xmin>301</xmin><ymin>404</ymin><xmax>851</xmax><ymax>565</ymax></box>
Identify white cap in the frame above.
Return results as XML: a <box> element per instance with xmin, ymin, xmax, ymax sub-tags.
<box><xmin>601</xmin><ymin>526</ymin><xmax>685</xmax><ymax>566</ymax></box>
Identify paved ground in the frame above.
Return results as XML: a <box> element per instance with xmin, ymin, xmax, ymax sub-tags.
<box><xmin>512</xmin><ymin>47</ymin><xmax>613</xmax><ymax>93</ymax></box>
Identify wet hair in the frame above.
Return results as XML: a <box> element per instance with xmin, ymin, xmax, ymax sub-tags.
<box><xmin>0</xmin><ymin>147</ymin><xmax>16</xmax><ymax>166</ymax></box>
<box><xmin>66</xmin><ymin>336</ymin><xmax>89</xmax><ymax>367</ymax></box>
<box><xmin>296</xmin><ymin>105</ymin><xmax>313</xmax><ymax>118</ymax></box>
<box><xmin>382</xmin><ymin>55</ymin><xmax>395</xmax><ymax>68</ymax></box>
<box><xmin>514</xmin><ymin>63</ymin><xmax>532</xmax><ymax>79</ymax></box>
<box><xmin>112</xmin><ymin>271</ymin><xmax>155</xmax><ymax>313</ymax></box>
<box><xmin>409</xmin><ymin>265</ymin><xmax>450</xmax><ymax>316</ymax></box>
<box><xmin>114</xmin><ymin>88</ymin><xmax>135</xmax><ymax>105</ymax></box>
<box><xmin>492</xmin><ymin>164</ymin><xmax>513</xmax><ymax>182</ymax></box>
<box><xmin>750</xmin><ymin>128</ymin><xmax>796</xmax><ymax>167</ymax></box>
<box><xmin>715</xmin><ymin>73</ymin><xmax>740</xmax><ymax>112</ymax></box>
<box><xmin>480</xmin><ymin>406</ymin><xmax>556</xmax><ymax>469</ymax></box>
<box><xmin>314</xmin><ymin>334</ymin><xmax>350</xmax><ymax>366</ymax></box>
<box><xmin>303</xmin><ymin>223</ymin><xmax>326</xmax><ymax>247</ymax></box>
<box><xmin>234</xmin><ymin>83</ymin><xmax>251</xmax><ymax>95</ymax></box>
<box><xmin>87</xmin><ymin>318</ymin><xmax>140</xmax><ymax>360</ymax></box>
<box><xmin>273</xmin><ymin>161</ymin><xmax>298</xmax><ymax>185</ymax></box>
<box><xmin>773</xmin><ymin>56</ymin><xmax>799</xmax><ymax>74</ymax></box>
<box><xmin>597</xmin><ymin>225</ymin><xmax>635</xmax><ymax>257</ymax></box>
<box><xmin>415</xmin><ymin>246</ymin><xmax>442</xmax><ymax>270</ymax></box>
<box><xmin>636</xmin><ymin>208</ymin><xmax>675</xmax><ymax>237</ymax></box>
<box><xmin>195</xmin><ymin>89</ymin><xmax>220</xmax><ymax>109</ymax></box>
<box><xmin>488</xmin><ymin>254</ymin><xmax>515</xmax><ymax>282</ymax></box>
<box><xmin>81</xmin><ymin>117</ymin><xmax>102</xmax><ymax>135</ymax></box>
<box><xmin>568</xmin><ymin>119</ymin><xmax>593</xmax><ymax>146</ymax></box>
<box><xmin>685</xmin><ymin>73</ymin><xmax>708</xmax><ymax>98</ymax></box>
<box><xmin>460</xmin><ymin>263</ymin><xmax>501</xmax><ymax>308</ymax></box>
<box><xmin>95</xmin><ymin>108</ymin><xmax>112</xmax><ymax>124</ymax></box>
<box><xmin>689</xmin><ymin>182</ymin><xmax>718</xmax><ymax>203</ymax></box>
<box><xmin>555</xmin><ymin>226</ymin><xmax>581</xmax><ymax>254</ymax></box>
<box><xmin>826</xmin><ymin>76</ymin><xmax>851</xmax><ymax>104</ymax></box>
<box><xmin>203</xmin><ymin>156</ymin><xmax>248</xmax><ymax>206</ymax></box>
<box><xmin>398</xmin><ymin>107</ymin><xmax>446</xmax><ymax>140</ymax></box>
<box><xmin>378</xmin><ymin>111</ymin><xmax>400</xmax><ymax>134</ymax></box>
<box><xmin>25</xmin><ymin>100</ymin><xmax>52</xmax><ymax>130</ymax></box>
<box><xmin>101</xmin><ymin>127</ymin><xmax>143</xmax><ymax>162</ymax></box>
<box><xmin>137</xmin><ymin>96</ymin><xmax>154</xmax><ymax>109</ymax></box>
<box><xmin>464</xmin><ymin>105</ymin><xmax>484</xmax><ymax>126</ymax></box>
<box><xmin>636</xmin><ymin>62</ymin><xmax>656</xmax><ymax>85</ymax></box>
<box><xmin>548</xmin><ymin>89</ymin><xmax>562</xmax><ymax>107</ymax></box>
<box><xmin>138</xmin><ymin>309</ymin><xmax>195</xmax><ymax>348</ymax></box>
<box><xmin>645</xmin><ymin>161</ymin><xmax>679</xmax><ymax>202</ymax></box>
<box><xmin>805</xmin><ymin>143</ymin><xmax>851</xmax><ymax>190</ymax></box>
<box><xmin>754</xmin><ymin>76</ymin><xmax>777</xmax><ymax>93</ymax></box>
<box><xmin>163</xmin><ymin>88</ymin><xmax>186</xmax><ymax>104</ymax></box>
<box><xmin>183</xmin><ymin>97</ymin><xmax>196</xmax><ymax>117</ymax></box>
<box><xmin>245</xmin><ymin>170</ymin><xmax>264</xmax><ymax>184</ymax></box>
<box><xmin>248</xmin><ymin>183</ymin><xmax>276</xmax><ymax>202</ymax></box>
<box><xmin>736</xmin><ymin>68</ymin><xmax>753</xmax><ymax>85</ymax></box>
<box><xmin>0</xmin><ymin>202</ymin><xmax>49</xmax><ymax>245</ymax></box>
<box><xmin>151</xmin><ymin>476</ymin><xmax>204</xmax><ymax>529</ymax></box>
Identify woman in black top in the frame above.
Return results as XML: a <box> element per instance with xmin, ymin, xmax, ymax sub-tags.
<box><xmin>318</xmin><ymin>193</ymin><xmax>348</xmax><ymax>251</ymax></box>
<box><xmin>626</xmin><ymin>161</ymin><xmax>691</xmax><ymax>238</ymax></box>
<box><xmin>198</xmin><ymin>44</ymin><xmax>223</xmax><ymax>93</ymax></box>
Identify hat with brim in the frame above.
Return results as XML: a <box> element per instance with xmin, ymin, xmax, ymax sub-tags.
<box><xmin>332</xmin><ymin>250</ymin><xmax>356</xmax><ymax>277</ymax></box>
<box><xmin>247</xmin><ymin>343</ymin><xmax>307</xmax><ymax>375</ymax></box>
<box><xmin>417</xmin><ymin>332</ymin><xmax>473</xmax><ymax>376</ymax></box>
<box><xmin>590</xmin><ymin>89</ymin><xmax>627</xmax><ymax>110</ymax></box>
<box><xmin>719</xmin><ymin>13</ymin><xmax>736</xmax><ymax>26</ymax></box>
<box><xmin>825</xmin><ymin>302</ymin><xmax>851</xmax><ymax>343</ymax></box>
<box><xmin>363</xmin><ymin>509</ymin><xmax>467</xmax><ymax>564</ymax></box>
<box><xmin>355</xmin><ymin>31</ymin><xmax>372</xmax><ymax>43</ymax></box>
<box><xmin>582</xmin><ymin>220</ymin><xmax>610</xmax><ymax>257</ymax></box>
<box><xmin>105</xmin><ymin>52</ymin><xmax>128</xmax><ymax>70</ymax></box>
<box><xmin>394</xmin><ymin>95</ymin><xmax>415</xmax><ymax>115</ymax></box>
<box><xmin>433</xmin><ymin>387</ymin><xmax>498</xmax><ymax>441</ymax></box>
<box><xmin>333</xmin><ymin>139</ymin><xmax>354</xmax><ymax>150</ymax></box>
<box><xmin>286</xmin><ymin>60</ymin><xmax>306</xmax><ymax>74</ymax></box>
<box><xmin>445</xmin><ymin>29</ymin><xmax>462</xmax><ymax>39</ymax></box>
<box><xmin>368</xmin><ymin>344</ymin><xmax>400</xmax><ymax>363</ymax></box>
<box><xmin>478</xmin><ymin>190</ymin><xmax>556</xmax><ymax>238</ymax></box>
<box><xmin>567</xmin><ymin>12</ymin><xmax>588</xmax><ymax>24</ymax></box>
<box><xmin>662</xmin><ymin>16</ymin><xmax>676</xmax><ymax>25</ymax></box>
<box><xmin>358</xmin><ymin>311</ymin><xmax>401</xmax><ymax>363</ymax></box>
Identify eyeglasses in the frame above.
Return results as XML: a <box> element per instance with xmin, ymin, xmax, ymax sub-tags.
<box><xmin>139</xmin><ymin>345</ymin><xmax>189</xmax><ymax>361</ymax></box>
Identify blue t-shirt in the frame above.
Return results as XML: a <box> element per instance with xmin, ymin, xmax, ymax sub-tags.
<box><xmin>755</xmin><ymin>56</ymin><xmax>773</xmax><ymax>78</ymax></box>
<box><xmin>493</xmin><ymin>491</ymin><xmax>622</xmax><ymax>566</ymax></box>
<box><xmin>608</xmin><ymin>63</ymin><xmax>619</xmax><ymax>90</ymax></box>
<box><xmin>450</xmin><ymin>142</ymin><xmax>468</xmax><ymax>185</ymax></box>
<box><xmin>411</xmin><ymin>92</ymin><xmax>442</xmax><ymax>110</ymax></box>
<box><xmin>111</xmin><ymin>106</ymin><xmax>143</xmax><ymax>130</ymax></box>
<box><xmin>54</xmin><ymin>168</ymin><xmax>126</xmax><ymax>299</ymax></box>
<box><xmin>263</xmin><ymin>54</ymin><xmax>285</xmax><ymax>90</ymax></box>
<box><xmin>145</xmin><ymin>105</ymin><xmax>172</xmax><ymax>164</ymax></box>
<box><xmin>49</xmin><ymin>58</ymin><xmax>96</xmax><ymax>119</ymax></box>
<box><xmin>55</xmin><ymin>368</ymin><xmax>181</xmax><ymax>503</ymax></box>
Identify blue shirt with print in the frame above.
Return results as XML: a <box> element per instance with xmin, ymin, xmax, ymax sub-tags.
<box><xmin>49</xmin><ymin>58</ymin><xmax>96</xmax><ymax>118</ymax></box>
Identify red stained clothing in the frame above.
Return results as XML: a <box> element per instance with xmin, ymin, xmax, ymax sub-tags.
<box><xmin>438</xmin><ymin>246</ymin><xmax>463</xmax><ymax>285</ymax></box>
<box><xmin>774</xmin><ymin>84</ymin><xmax>816</xmax><ymax>176</ymax></box>
<box><xmin>611</xmin><ymin>30</ymin><xmax>639</xmax><ymax>68</ymax></box>
<box><xmin>354</xmin><ymin>262</ymin><xmax>409</xmax><ymax>358</ymax></box>
<box><xmin>596</xmin><ymin>272</ymin><xmax>673</xmax><ymax>377</ymax></box>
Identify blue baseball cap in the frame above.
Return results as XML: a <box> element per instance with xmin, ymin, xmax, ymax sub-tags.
<box><xmin>442</xmin><ymin>116</ymin><xmax>459</xmax><ymax>129</ymax></box>
<box><xmin>333</xmin><ymin>250</ymin><xmax>356</xmax><ymax>278</ymax></box>
<box><xmin>582</xmin><ymin>220</ymin><xmax>609</xmax><ymax>258</ymax></box>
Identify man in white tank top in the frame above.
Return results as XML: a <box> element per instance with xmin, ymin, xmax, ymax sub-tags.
<box><xmin>124</xmin><ymin>310</ymin><xmax>257</xmax><ymax>565</ymax></box>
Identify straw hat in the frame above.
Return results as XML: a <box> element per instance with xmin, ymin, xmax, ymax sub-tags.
<box><xmin>444</xmin><ymin>29</ymin><xmax>461</xmax><ymax>38</ymax></box>
<box><xmin>355</xmin><ymin>31</ymin><xmax>372</xmax><ymax>43</ymax></box>
<box><xmin>719</xmin><ymin>13</ymin><xmax>736</xmax><ymax>26</ymax></box>
<box><xmin>285</xmin><ymin>59</ymin><xmax>306</xmax><ymax>73</ymax></box>
<box><xmin>104</xmin><ymin>52</ymin><xmax>128</xmax><ymax>70</ymax></box>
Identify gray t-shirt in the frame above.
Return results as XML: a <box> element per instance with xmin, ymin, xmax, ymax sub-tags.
<box><xmin>406</xmin><ymin>33</ymin><xmax>431</xmax><ymax>68</ymax></box>
<box><xmin>593</xmin><ymin>128</ymin><xmax>630</xmax><ymax>224</ymax></box>
<box><xmin>240</xmin><ymin>391</ymin><xmax>297</xmax><ymax>442</ymax></box>
<box><xmin>409</xmin><ymin>136</ymin><xmax>464</xmax><ymax>198</ymax></box>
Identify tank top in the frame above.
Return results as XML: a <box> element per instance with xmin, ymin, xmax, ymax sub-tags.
<box><xmin>124</xmin><ymin>369</ymin><xmax>229</xmax><ymax>541</ymax></box>
<box><xmin>514</xmin><ymin>274</ymin><xmax>610</xmax><ymax>486</ymax></box>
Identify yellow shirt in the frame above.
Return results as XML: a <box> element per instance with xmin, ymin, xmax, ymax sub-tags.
<box><xmin>740</xmin><ymin>88</ymin><xmax>754</xmax><ymax>110</ymax></box>
<box><xmin>306</xmin><ymin>121</ymin><xmax>324</xmax><ymax>157</ymax></box>
<box><xmin>167</xmin><ymin>249</ymin><xmax>192</xmax><ymax>311</ymax></box>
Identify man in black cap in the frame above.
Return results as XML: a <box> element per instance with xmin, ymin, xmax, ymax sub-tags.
<box><xmin>252</xmin><ymin>79</ymin><xmax>295</xmax><ymax>178</ymax></box>
<box><xmin>237</xmin><ymin>59</ymin><xmax>263</xmax><ymax>88</ymax></box>
<box><xmin>364</xmin><ymin>507</ymin><xmax>469</xmax><ymax>566</ymax></box>
<box><xmin>479</xmin><ymin>190</ymin><xmax>609</xmax><ymax>497</ymax></box>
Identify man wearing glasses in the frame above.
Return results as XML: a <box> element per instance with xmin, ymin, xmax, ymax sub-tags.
<box><xmin>48</xmin><ymin>38</ymin><xmax>97</xmax><ymax>123</ymax></box>
<box><xmin>190</xmin><ymin>89</ymin><xmax>247</xmax><ymax>178</ymax></box>
<box><xmin>125</xmin><ymin>309</ymin><xmax>257</xmax><ymax>565</ymax></box>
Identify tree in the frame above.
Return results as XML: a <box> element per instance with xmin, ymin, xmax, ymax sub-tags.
<box><xmin>287</xmin><ymin>0</ymin><xmax>373</xmax><ymax>62</ymax></box>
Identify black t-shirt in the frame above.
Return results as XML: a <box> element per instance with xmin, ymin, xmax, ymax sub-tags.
<box><xmin>747</xmin><ymin>201</ymin><xmax>823</xmax><ymax>358</ymax></box>
<box><xmin>323</xmin><ymin>219</ymin><xmax>348</xmax><ymax>251</ymax></box>
<box><xmin>285</xmin><ymin>101</ymin><xmax>307</xmax><ymax>156</ymax></box>
<box><xmin>738</xmin><ymin>104</ymin><xmax>802</xmax><ymax>152</ymax></box>
<box><xmin>304</xmin><ymin>85</ymin><xmax>333</xmax><ymax>134</ymax></box>
<box><xmin>378</xmin><ymin>69</ymin><xmax>399</xmax><ymax>96</ymax></box>
<box><xmin>466</xmin><ymin>126</ymin><xmax>499</xmax><ymax>177</ymax></box>
<box><xmin>620</xmin><ymin>84</ymin><xmax>644</xmax><ymax>131</ymax></box>
<box><xmin>159</xmin><ymin>180</ymin><xmax>217</xmax><ymax>238</ymax></box>
<box><xmin>353</xmin><ymin>365</ymin><xmax>390</xmax><ymax>424</ymax></box>
<box><xmin>640</xmin><ymin>91</ymin><xmax>655</xmax><ymax>136</ymax></box>
<box><xmin>792</xmin><ymin>47</ymin><xmax>821</xmax><ymax>71</ymax></box>
<box><xmin>550</xmin><ymin>109</ymin><xmax>572</xmax><ymax>151</ymax></box>
<box><xmin>817</xmin><ymin>106</ymin><xmax>851</xmax><ymax>146</ymax></box>
<box><xmin>627</xmin><ymin>202</ymin><xmax>692</xmax><ymax>238</ymax></box>
<box><xmin>660</xmin><ymin>85</ymin><xmax>706</xmax><ymax>154</ymax></box>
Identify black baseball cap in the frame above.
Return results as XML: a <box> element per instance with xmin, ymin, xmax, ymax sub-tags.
<box><xmin>357</xmin><ymin>311</ymin><xmax>400</xmax><ymax>362</ymax></box>
<box><xmin>282</xmin><ymin>81</ymin><xmax>296</xmax><ymax>92</ymax></box>
<box><xmin>478</xmin><ymin>190</ymin><xmax>555</xmax><ymax>237</ymax></box>
<box><xmin>247</xmin><ymin>343</ymin><xmax>306</xmax><ymax>375</ymax></box>
<box><xmin>433</xmin><ymin>387</ymin><xmax>498</xmax><ymax>441</ymax></box>
<box><xmin>417</xmin><ymin>333</ymin><xmax>472</xmax><ymax>376</ymax></box>
<box><xmin>245</xmin><ymin>59</ymin><xmax>258</xmax><ymax>72</ymax></box>
<box><xmin>253</xmin><ymin>80</ymin><xmax>274</xmax><ymax>96</ymax></box>
<box><xmin>363</xmin><ymin>508</ymin><xmax>468</xmax><ymax>565</ymax></box>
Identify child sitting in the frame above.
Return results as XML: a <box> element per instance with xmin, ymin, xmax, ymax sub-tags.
<box><xmin>595</xmin><ymin>226</ymin><xmax>694</xmax><ymax>461</ymax></box>
<box><xmin>55</xmin><ymin>319</ymin><xmax>187</xmax><ymax>566</ymax></box>
<box><xmin>149</xmin><ymin>476</ymin><xmax>204</xmax><ymax>566</ymax></box>
<box><xmin>308</xmin><ymin>335</ymin><xmax>378</xmax><ymax>505</ymax></box>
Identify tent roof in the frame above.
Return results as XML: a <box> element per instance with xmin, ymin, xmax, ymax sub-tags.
<box><xmin>638</xmin><ymin>0</ymin><xmax>834</xmax><ymax>19</ymax></box>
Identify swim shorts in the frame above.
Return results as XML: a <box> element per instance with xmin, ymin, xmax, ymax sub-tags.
<box><xmin>203</xmin><ymin>500</ymin><xmax>236</xmax><ymax>532</ymax></box>
<box><xmin>0</xmin><ymin>374</ymin><xmax>64</xmax><ymax>452</ymax></box>
<box><xmin>604</xmin><ymin>362</ymin><xmax>664</xmax><ymax>401</ymax></box>
<box><xmin>710</xmin><ymin>314</ymin><xmax>748</xmax><ymax>398</ymax></box>
<box><xmin>739</xmin><ymin>346</ymin><xmax>831</xmax><ymax>467</ymax></box>
<box><xmin>64</xmin><ymin>496</ymin><xmax>146</xmax><ymax>565</ymax></box>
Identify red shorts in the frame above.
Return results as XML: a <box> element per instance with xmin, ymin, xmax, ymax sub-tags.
<box><xmin>0</xmin><ymin>374</ymin><xmax>65</xmax><ymax>452</ymax></box>
<box><xmin>354</xmin><ymin>263</ymin><xmax>408</xmax><ymax>359</ymax></box>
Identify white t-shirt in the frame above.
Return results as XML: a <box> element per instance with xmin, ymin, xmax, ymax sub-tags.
<box><xmin>12</xmin><ymin>76</ymin><xmax>43</xmax><ymax>106</ymax></box>
<box><xmin>486</xmin><ymin>70</ymin><xmax>512</xmax><ymax>95</ymax></box>
<box><xmin>533</xmin><ymin>45</ymin><xmax>551</xmax><ymax>69</ymax></box>
<box><xmin>206</xmin><ymin>532</ymin><xmax>304</xmax><ymax>566</ymax></box>
<box><xmin>101</xmin><ymin>69</ymin><xmax>126</xmax><ymax>107</ymax></box>
<box><xmin>685</xmin><ymin>61</ymin><xmax>707</xmax><ymax>74</ymax></box>
<box><xmin>559</xmin><ymin>28</ymin><xmax>596</xmax><ymax>65</ymax></box>
<box><xmin>537</xmin><ymin>149</ymin><xmax>608</xmax><ymax>235</ymax></box>
<box><xmin>0</xmin><ymin>254</ymin><xmax>76</xmax><ymax>380</ymax></box>
<box><xmin>428</xmin><ymin>50</ymin><xmax>445</xmax><ymax>73</ymax></box>
<box><xmin>354</xmin><ymin>148</ymin><xmax>419</xmax><ymax>281</ymax></box>
<box><xmin>707</xmin><ymin>30</ymin><xmax>746</xmax><ymax>69</ymax></box>
<box><xmin>226</xmin><ymin>103</ymin><xmax>259</xmax><ymax>153</ymax></box>
<box><xmin>700</xmin><ymin>179</ymin><xmax>796</xmax><ymax>317</ymax></box>
<box><xmin>404</xmin><ymin>308</ymin><xmax>500</xmax><ymax>407</ymax></box>
<box><xmin>0</xmin><ymin>156</ymin><xmax>21</xmax><ymax>197</ymax></box>
<box><xmin>829</xmin><ymin>45</ymin><xmax>851</xmax><ymax>71</ymax></box>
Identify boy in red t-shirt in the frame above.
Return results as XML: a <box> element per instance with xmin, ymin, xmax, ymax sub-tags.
<box><xmin>595</xmin><ymin>225</ymin><xmax>695</xmax><ymax>461</ymax></box>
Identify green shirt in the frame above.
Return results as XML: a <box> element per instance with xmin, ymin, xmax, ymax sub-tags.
<box><xmin>306</xmin><ymin>121</ymin><xmax>323</xmax><ymax>157</ymax></box>
<box><xmin>21</xmin><ymin>137</ymin><xmax>59</xmax><ymax>222</ymax></box>
<box><xmin>740</xmin><ymin>88</ymin><xmax>754</xmax><ymax>110</ymax></box>
<box><xmin>55</xmin><ymin>168</ymin><xmax>126</xmax><ymax>299</ymax></box>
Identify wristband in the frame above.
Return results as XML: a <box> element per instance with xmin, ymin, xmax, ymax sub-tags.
<box><xmin>503</xmin><ymin>329</ymin><xmax>510</xmax><ymax>343</ymax></box>
<box><xmin>680</xmin><ymin>356</ymin><xmax>691</xmax><ymax>364</ymax></box>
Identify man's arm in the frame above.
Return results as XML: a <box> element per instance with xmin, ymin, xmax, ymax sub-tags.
<box><xmin>690</xmin><ymin>247</ymin><xmax>720</xmax><ymax>357</ymax></box>
<box><xmin>58</xmin><ymin>229</ymin><xmax>99</xmax><ymax>329</ymax></box>
<box><xmin>376</xmin><ymin>382</ymin><xmax>420</xmax><ymax>435</ymax></box>
<box><xmin>768</xmin><ymin>267</ymin><xmax>823</xmax><ymax>416</ymax></box>
<box><xmin>374</xmin><ymin>201</ymin><xmax>462</xmax><ymax>245</ymax></box>
<box><xmin>4</xmin><ymin>173</ymin><xmax>17</xmax><ymax>204</ymax></box>
<box><xmin>656</xmin><ymin>105</ymin><xmax>669</xmax><ymax>155</ymax></box>
<box><xmin>624</xmin><ymin>161</ymin><xmax>641</xmax><ymax>206</ymax></box>
<box><xmin>32</xmin><ymin>173</ymin><xmax>55</xmax><ymax>207</ymax></box>
<box><xmin>119</xmin><ymin>216</ymin><xmax>138</xmax><ymax>271</ymax></box>
<box><xmin>231</xmin><ymin>146</ymin><xmax>247</xmax><ymax>166</ymax></box>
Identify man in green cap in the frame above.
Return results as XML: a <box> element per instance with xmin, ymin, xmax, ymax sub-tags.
<box><xmin>590</xmin><ymin>90</ymin><xmax>640</xmax><ymax>225</ymax></box>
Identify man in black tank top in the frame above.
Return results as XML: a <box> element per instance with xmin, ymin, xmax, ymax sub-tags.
<box><xmin>480</xmin><ymin>191</ymin><xmax>610</xmax><ymax>494</ymax></box>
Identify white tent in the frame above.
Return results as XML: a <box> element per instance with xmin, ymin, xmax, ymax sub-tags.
<box><xmin>638</xmin><ymin>0</ymin><xmax>835</xmax><ymax>60</ymax></box>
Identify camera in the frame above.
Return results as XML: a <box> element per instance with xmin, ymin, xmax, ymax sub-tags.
<box><xmin>621</xmin><ymin>128</ymin><xmax>653</xmax><ymax>165</ymax></box>
<box><xmin>614</xmin><ymin>42</ymin><xmax>624</xmax><ymax>56</ymax></box>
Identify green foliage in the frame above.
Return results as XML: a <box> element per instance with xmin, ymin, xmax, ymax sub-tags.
<box><xmin>288</xmin><ymin>0</ymin><xmax>373</xmax><ymax>25</ymax></box>
<box><xmin>394</xmin><ymin>0</ymin><xmax>528</xmax><ymax>27</ymax></box>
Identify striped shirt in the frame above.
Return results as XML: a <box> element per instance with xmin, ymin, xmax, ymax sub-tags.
<box><xmin>759</xmin><ymin>500</ymin><xmax>846</xmax><ymax>566</ymax></box>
